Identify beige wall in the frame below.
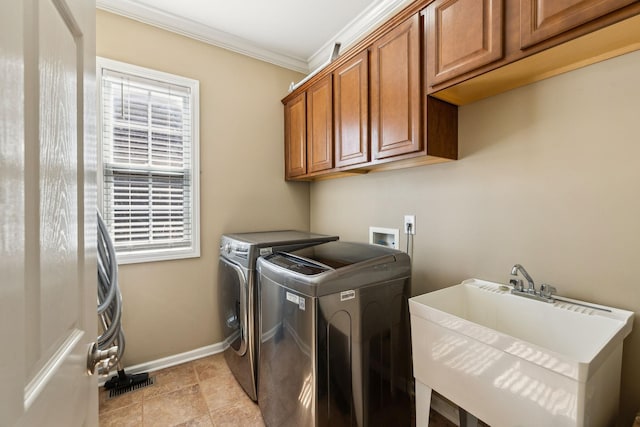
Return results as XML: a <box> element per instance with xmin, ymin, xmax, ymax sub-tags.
<box><xmin>96</xmin><ymin>9</ymin><xmax>639</xmax><ymax>422</ymax></box>
<box><xmin>96</xmin><ymin>10</ymin><xmax>308</xmax><ymax>366</ymax></box>
<box><xmin>311</xmin><ymin>50</ymin><xmax>640</xmax><ymax>424</ymax></box>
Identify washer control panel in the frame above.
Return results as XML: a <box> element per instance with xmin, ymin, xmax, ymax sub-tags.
<box><xmin>219</xmin><ymin>236</ymin><xmax>250</xmax><ymax>262</ymax></box>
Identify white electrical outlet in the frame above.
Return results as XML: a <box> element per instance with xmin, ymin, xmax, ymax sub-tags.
<box><xmin>404</xmin><ymin>215</ymin><xmax>416</xmax><ymax>234</ymax></box>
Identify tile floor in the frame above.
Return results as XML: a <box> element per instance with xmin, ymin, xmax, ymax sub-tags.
<box><xmin>99</xmin><ymin>353</ymin><xmax>457</xmax><ymax>427</ymax></box>
<box><xmin>99</xmin><ymin>353</ymin><xmax>262</xmax><ymax>427</ymax></box>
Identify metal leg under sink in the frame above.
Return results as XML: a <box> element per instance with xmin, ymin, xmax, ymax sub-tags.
<box><xmin>415</xmin><ymin>381</ymin><xmax>480</xmax><ymax>427</ymax></box>
<box><xmin>459</xmin><ymin>407</ymin><xmax>479</xmax><ymax>427</ymax></box>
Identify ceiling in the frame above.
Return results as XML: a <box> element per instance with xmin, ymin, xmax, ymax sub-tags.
<box><xmin>96</xmin><ymin>0</ymin><xmax>412</xmax><ymax>73</ymax></box>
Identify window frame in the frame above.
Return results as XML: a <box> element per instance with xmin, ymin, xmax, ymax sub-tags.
<box><xmin>96</xmin><ymin>57</ymin><xmax>200</xmax><ymax>265</ymax></box>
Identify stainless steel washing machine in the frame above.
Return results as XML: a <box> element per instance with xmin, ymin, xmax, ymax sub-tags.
<box><xmin>218</xmin><ymin>231</ymin><xmax>338</xmax><ymax>401</ymax></box>
<box><xmin>257</xmin><ymin>241</ymin><xmax>412</xmax><ymax>427</ymax></box>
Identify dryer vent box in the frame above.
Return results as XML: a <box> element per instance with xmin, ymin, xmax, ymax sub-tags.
<box><xmin>369</xmin><ymin>227</ymin><xmax>399</xmax><ymax>249</ymax></box>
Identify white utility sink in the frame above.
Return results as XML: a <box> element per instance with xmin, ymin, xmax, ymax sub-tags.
<box><xmin>410</xmin><ymin>278</ymin><xmax>634</xmax><ymax>427</ymax></box>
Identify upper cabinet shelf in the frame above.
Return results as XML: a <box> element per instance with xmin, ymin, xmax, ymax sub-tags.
<box><xmin>282</xmin><ymin>0</ymin><xmax>640</xmax><ymax>181</ymax></box>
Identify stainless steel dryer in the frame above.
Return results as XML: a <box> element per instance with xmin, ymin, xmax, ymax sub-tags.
<box><xmin>218</xmin><ymin>231</ymin><xmax>338</xmax><ymax>401</ymax></box>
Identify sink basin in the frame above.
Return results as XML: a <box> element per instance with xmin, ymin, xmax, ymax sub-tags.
<box><xmin>409</xmin><ymin>278</ymin><xmax>633</xmax><ymax>427</ymax></box>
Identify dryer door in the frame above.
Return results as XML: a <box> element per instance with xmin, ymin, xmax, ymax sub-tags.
<box><xmin>218</xmin><ymin>257</ymin><xmax>248</xmax><ymax>356</ymax></box>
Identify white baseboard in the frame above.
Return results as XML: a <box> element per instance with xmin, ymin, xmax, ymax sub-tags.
<box><xmin>99</xmin><ymin>341</ymin><xmax>228</xmax><ymax>386</ymax></box>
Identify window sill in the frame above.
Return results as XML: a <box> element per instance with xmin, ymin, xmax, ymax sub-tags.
<box><xmin>116</xmin><ymin>247</ymin><xmax>200</xmax><ymax>265</ymax></box>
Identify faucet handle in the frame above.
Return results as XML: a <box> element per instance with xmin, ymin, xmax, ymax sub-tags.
<box><xmin>540</xmin><ymin>284</ymin><xmax>557</xmax><ymax>299</ymax></box>
<box><xmin>509</xmin><ymin>278</ymin><xmax>524</xmax><ymax>292</ymax></box>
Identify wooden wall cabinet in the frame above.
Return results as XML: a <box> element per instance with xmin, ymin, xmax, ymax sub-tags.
<box><xmin>424</xmin><ymin>0</ymin><xmax>640</xmax><ymax>102</ymax></box>
<box><xmin>334</xmin><ymin>51</ymin><xmax>369</xmax><ymax>168</ymax></box>
<box><xmin>425</xmin><ymin>0</ymin><xmax>504</xmax><ymax>86</ymax></box>
<box><xmin>284</xmin><ymin>92</ymin><xmax>306</xmax><ymax>179</ymax></box>
<box><xmin>306</xmin><ymin>76</ymin><xmax>333</xmax><ymax>173</ymax></box>
<box><xmin>370</xmin><ymin>14</ymin><xmax>422</xmax><ymax>161</ymax></box>
<box><xmin>283</xmin><ymin>0</ymin><xmax>638</xmax><ymax>179</ymax></box>
<box><xmin>284</xmin><ymin>75</ymin><xmax>334</xmax><ymax>179</ymax></box>
<box><xmin>282</xmin><ymin>10</ymin><xmax>458</xmax><ymax>181</ymax></box>
<box><xmin>520</xmin><ymin>0</ymin><xmax>637</xmax><ymax>48</ymax></box>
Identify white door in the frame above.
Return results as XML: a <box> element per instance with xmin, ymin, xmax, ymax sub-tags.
<box><xmin>0</xmin><ymin>0</ymin><xmax>98</xmax><ymax>425</ymax></box>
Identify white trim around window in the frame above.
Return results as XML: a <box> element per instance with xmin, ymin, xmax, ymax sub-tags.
<box><xmin>97</xmin><ymin>57</ymin><xmax>200</xmax><ymax>264</ymax></box>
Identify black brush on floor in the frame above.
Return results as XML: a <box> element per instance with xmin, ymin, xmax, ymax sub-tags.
<box><xmin>104</xmin><ymin>369</ymin><xmax>154</xmax><ymax>398</ymax></box>
<box><xmin>98</xmin><ymin>211</ymin><xmax>152</xmax><ymax>399</ymax></box>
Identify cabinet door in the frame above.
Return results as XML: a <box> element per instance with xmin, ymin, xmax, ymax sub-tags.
<box><xmin>426</xmin><ymin>0</ymin><xmax>504</xmax><ymax>87</ymax></box>
<box><xmin>307</xmin><ymin>76</ymin><xmax>333</xmax><ymax>173</ymax></box>
<box><xmin>371</xmin><ymin>14</ymin><xmax>421</xmax><ymax>161</ymax></box>
<box><xmin>333</xmin><ymin>51</ymin><xmax>369</xmax><ymax>168</ymax></box>
<box><xmin>284</xmin><ymin>92</ymin><xmax>306</xmax><ymax>179</ymax></box>
<box><xmin>520</xmin><ymin>0</ymin><xmax>636</xmax><ymax>48</ymax></box>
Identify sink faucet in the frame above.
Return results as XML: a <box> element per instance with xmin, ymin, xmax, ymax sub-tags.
<box><xmin>509</xmin><ymin>264</ymin><xmax>557</xmax><ymax>303</ymax></box>
<box><xmin>511</xmin><ymin>264</ymin><xmax>535</xmax><ymax>293</ymax></box>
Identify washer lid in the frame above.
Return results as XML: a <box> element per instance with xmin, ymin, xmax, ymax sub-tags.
<box><xmin>288</xmin><ymin>241</ymin><xmax>399</xmax><ymax>268</ymax></box>
<box><xmin>258</xmin><ymin>241</ymin><xmax>411</xmax><ymax>297</ymax></box>
<box><xmin>266</xmin><ymin>253</ymin><xmax>333</xmax><ymax>276</ymax></box>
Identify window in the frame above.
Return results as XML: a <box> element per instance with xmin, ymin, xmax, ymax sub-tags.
<box><xmin>97</xmin><ymin>57</ymin><xmax>200</xmax><ymax>264</ymax></box>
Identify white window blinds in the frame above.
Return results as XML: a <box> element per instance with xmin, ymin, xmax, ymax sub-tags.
<box><xmin>98</xmin><ymin>58</ymin><xmax>200</xmax><ymax>263</ymax></box>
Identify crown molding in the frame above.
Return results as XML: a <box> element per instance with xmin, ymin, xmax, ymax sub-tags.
<box><xmin>96</xmin><ymin>0</ymin><xmax>310</xmax><ymax>73</ymax></box>
<box><xmin>306</xmin><ymin>0</ymin><xmax>414</xmax><ymax>71</ymax></box>
<box><xmin>97</xmin><ymin>0</ymin><xmax>415</xmax><ymax>75</ymax></box>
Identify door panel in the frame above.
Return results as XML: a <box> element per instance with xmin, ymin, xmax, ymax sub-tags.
<box><xmin>0</xmin><ymin>0</ymin><xmax>26</xmax><ymax>422</ymax></box>
<box><xmin>1</xmin><ymin>0</ymin><xmax>97</xmax><ymax>425</ymax></box>
<box><xmin>284</xmin><ymin>92</ymin><xmax>307</xmax><ymax>179</ymax></box>
<box><xmin>218</xmin><ymin>257</ymin><xmax>248</xmax><ymax>355</ymax></box>
<box><xmin>307</xmin><ymin>76</ymin><xmax>333</xmax><ymax>173</ymax></box>
<box><xmin>35</xmin><ymin>0</ymin><xmax>80</xmax><ymax>377</ymax></box>
<box><xmin>426</xmin><ymin>0</ymin><xmax>504</xmax><ymax>86</ymax></box>
<box><xmin>520</xmin><ymin>0</ymin><xmax>636</xmax><ymax>48</ymax></box>
<box><xmin>370</xmin><ymin>14</ymin><xmax>422</xmax><ymax>160</ymax></box>
<box><xmin>334</xmin><ymin>51</ymin><xmax>369</xmax><ymax>168</ymax></box>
